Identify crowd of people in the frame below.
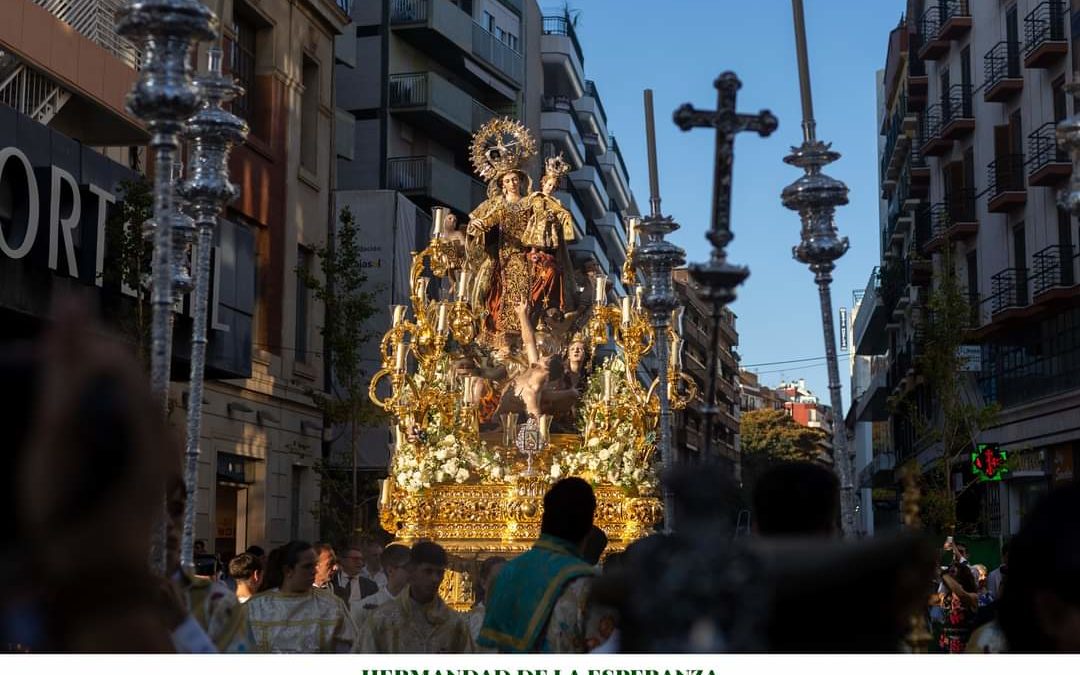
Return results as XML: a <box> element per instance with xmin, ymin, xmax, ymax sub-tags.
<box><xmin>3</xmin><ymin>303</ymin><xmax>1080</xmax><ymax>653</ymax></box>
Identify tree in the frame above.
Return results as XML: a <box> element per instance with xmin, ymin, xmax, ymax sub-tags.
<box><xmin>297</xmin><ymin>205</ymin><xmax>383</xmax><ymax>544</ymax></box>
<box><xmin>100</xmin><ymin>177</ymin><xmax>153</xmax><ymax>365</ymax></box>
<box><xmin>892</xmin><ymin>247</ymin><xmax>998</xmax><ymax>535</ymax></box>
<box><xmin>739</xmin><ymin>408</ymin><xmax>831</xmax><ymax>491</ymax></box>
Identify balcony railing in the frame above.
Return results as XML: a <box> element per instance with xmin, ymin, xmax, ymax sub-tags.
<box><xmin>1028</xmin><ymin>121</ymin><xmax>1070</xmax><ymax>182</ymax></box>
<box><xmin>541</xmin><ymin>15</ymin><xmax>585</xmax><ymax>67</ymax></box>
<box><xmin>1032</xmin><ymin>244</ymin><xmax>1077</xmax><ymax>294</ymax></box>
<box><xmin>908</xmin><ymin>32</ymin><xmax>927</xmax><ymax>77</ymax></box>
<box><xmin>983</xmin><ymin>40</ymin><xmax>1022</xmax><ymax>100</ymax></box>
<box><xmin>584</xmin><ymin>80</ymin><xmax>608</xmax><ymax>126</ymax></box>
<box><xmin>990</xmin><ymin>267</ymin><xmax>1030</xmax><ymax>313</ymax></box>
<box><xmin>1024</xmin><ymin>1</ymin><xmax>1067</xmax><ymax>59</ymax></box>
<box><xmin>389</xmin><ymin>0</ymin><xmax>428</xmax><ymax>22</ymax></box>
<box><xmin>388</xmin><ymin>72</ymin><xmax>427</xmax><ymax>107</ymax></box>
<box><xmin>941</xmin><ymin>83</ymin><xmax>973</xmax><ymax>127</ymax></box>
<box><xmin>33</xmin><ymin>0</ymin><xmax>141</xmax><ymax>69</ymax></box>
<box><xmin>608</xmin><ymin>135</ymin><xmax>630</xmax><ymax>184</ymax></box>
<box><xmin>472</xmin><ymin>22</ymin><xmax>523</xmax><ymax>83</ymax></box>
<box><xmin>987</xmin><ymin>153</ymin><xmax>1026</xmax><ymax>197</ymax></box>
<box><xmin>919</xmin><ymin>4</ymin><xmax>942</xmax><ymax>42</ymax></box>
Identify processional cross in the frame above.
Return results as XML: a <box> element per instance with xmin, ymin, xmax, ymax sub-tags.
<box><xmin>673</xmin><ymin>72</ymin><xmax>777</xmax><ymax>458</ymax></box>
<box><xmin>675</xmin><ymin>72</ymin><xmax>778</xmax><ymax>305</ymax></box>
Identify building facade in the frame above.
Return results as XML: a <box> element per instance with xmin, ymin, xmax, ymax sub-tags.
<box><xmin>0</xmin><ymin>0</ymin><xmax>350</xmax><ymax>557</ymax></box>
<box><xmin>856</xmin><ymin>0</ymin><xmax>1079</xmax><ymax>537</ymax></box>
<box><xmin>671</xmin><ymin>268</ymin><xmax>741</xmax><ymax>476</ymax></box>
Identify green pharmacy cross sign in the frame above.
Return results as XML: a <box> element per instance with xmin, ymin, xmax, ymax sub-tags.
<box><xmin>972</xmin><ymin>443</ymin><xmax>1009</xmax><ymax>482</ymax></box>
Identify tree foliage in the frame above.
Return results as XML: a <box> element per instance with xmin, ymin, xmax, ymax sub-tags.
<box><xmin>892</xmin><ymin>247</ymin><xmax>998</xmax><ymax>535</ymax></box>
<box><xmin>297</xmin><ymin>205</ymin><xmax>383</xmax><ymax>542</ymax></box>
<box><xmin>740</xmin><ymin>408</ymin><xmax>830</xmax><ymax>463</ymax></box>
<box><xmin>101</xmin><ymin>177</ymin><xmax>153</xmax><ymax>365</ymax></box>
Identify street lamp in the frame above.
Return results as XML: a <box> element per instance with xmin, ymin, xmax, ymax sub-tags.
<box><xmin>780</xmin><ymin>0</ymin><xmax>857</xmax><ymax>536</ymax></box>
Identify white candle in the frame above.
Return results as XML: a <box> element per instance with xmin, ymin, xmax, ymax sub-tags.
<box><xmin>672</xmin><ymin>306</ymin><xmax>685</xmax><ymax>337</ymax></box>
<box><xmin>634</xmin><ymin>286</ymin><xmax>644</xmax><ymax>310</ymax></box>
<box><xmin>627</xmin><ymin>217</ymin><xmax>640</xmax><ymax>247</ymax></box>
<box><xmin>594</xmin><ymin>275</ymin><xmax>608</xmax><ymax>304</ymax></box>
<box><xmin>432</xmin><ymin>207</ymin><xmax>447</xmax><ymax>238</ymax></box>
<box><xmin>539</xmin><ymin>415</ymin><xmax>552</xmax><ymax>443</ymax></box>
<box><xmin>437</xmin><ymin>303</ymin><xmax>449</xmax><ymax>333</ymax></box>
<box><xmin>415</xmin><ymin>277</ymin><xmax>429</xmax><ymax>299</ymax></box>
<box><xmin>457</xmin><ymin>271</ymin><xmax>470</xmax><ymax>300</ymax></box>
<box><xmin>395</xmin><ymin>342</ymin><xmax>408</xmax><ymax>371</ymax></box>
<box><xmin>621</xmin><ymin>296</ymin><xmax>632</xmax><ymax>325</ymax></box>
<box><xmin>391</xmin><ymin>304</ymin><xmax>406</xmax><ymax>326</ymax></box>
<box><xmin>603</xmin><ymin>371</ymin><xmax>613</xmax><ymax>401</ymax></box>
<box><xmin>671</xmin><ymin>337</ymin><xmax>684</xmax><ymax>369</ymax></box>
<box><xmin>462</xmin><ymin>376</ymin><xmax>474</xmax><ymax>405</ymax></box>
<box><xmin>394</xmin><ymin>425</ymin><xmax>404</xmax><ymax>449</ymax></box>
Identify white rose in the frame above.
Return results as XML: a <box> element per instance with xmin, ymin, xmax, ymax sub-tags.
<box><xmin>434</xmin><ymin>449</ymin><xmax>448</xmax><ymax>461</ymax></box>
<box><xmin>445</xmin><ymin>458</ymin><xmax>459</xmax><ymax>473</ymax></box>
<box><xmin>588</xmin><ymin>437</ymin><xmax>602</xmax><ymax>448</ymax></box>
<box><xmin>443</xmin><ymin>434</ymin><xmax>457</xmax><ymax>445</ymax></box>
<box><xmin>491</xmin><ymin>466</ymin><xmax>504</xmax><ymax>479</ymax></box>
<box><xmin>633</xmin><ymin>468</ymin><xmax>644</xmax><ymax>480</ymax></box>
<box><xmin>587</xmin><ymin>458</ymin><xmax>600</xmax><ymax>471</ymax></box>
<box><xmin>550</xmin><ymin>464</ymin><xmax>562</xmax><ymax>479</ymax></box>
<box><xmin>599</xmin><ymin>448</ymin><xmax>612</xmax><ymax>461</ymax></box>
<box><xmin>455</xmin><ymin>468</ymin><xmax>470</xmax><ymax>483</ymax></box>
<box><xmin>435</xmin><ymin>470</ymin><xmax>446</xmax><ymax>482</ymax></box>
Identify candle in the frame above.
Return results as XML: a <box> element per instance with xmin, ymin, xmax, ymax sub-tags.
<box><xmin>395</xmin><ymin>342</ymin><xmax>408</xmax><ymax>371</ymax></box>
<box><xmin>671</xmin><ymin>336</ymin><xmax>684</xmax><ymax>369</ymax></box>
<box><xmin>621</xmin><ymin>296</ymin><xmax>632</xmax><ymax>325</ymax></box>
<box><xmin>391</xmin><ymin>304</ymin><xmax>406</xmax><ymax>326</ymax></box>
<box><xmin>635</xmin><ymin>286</ymin><xmax>644</xmax><ymax>310</ymax></box>
<box><xmin>627</xmin><ymin>217</ymin><xmax>640</xmax><ymax>247</ymax></box>
<box><xmin>603</xmin><ymin>371</ymin><xmax>613</xmax><ymax>401</ymax></box>
<box><xmin>456</xmin><ymin>270</ymin><xmax>470</xmax><ymax>301</ymax></box>
<box><xmin>539</xmin><ymin>415</ymin><xmax>552</xmax><ymax>443</ymax></box>
<box><xmin>432</xmin><ymin>206</ymin><xmax>448</xmax><ymax>238</ymax></box>
<box><xmin>415</xmin><ymin>277</ymin><xmax>429</xmax><ymax>299</ymax></box>
<box><xmin>394</xmin><ymin>425</ymin><xmax>404</xmax><ymax>449</ymax></box>
<box><xmin>672</xmin><ymin>306</ymin><xmax>685</xmax><ymax>337</ymax></box>
<box><xmin>462</xmin><ymin>376</ymin><xmax>474</xmax><ymax>405</ymax></box>
<box><xmin>379</xmin><ymin>478</ymin><xmax>391</xmax><ymax>507</ymax></box>
<box><xmin>437</xmin><ymin>303</ymin><xmax>449</xmax><ymax>333</ymax></box>
<box><xmin>594</xmin><ymin>275</ymin><xmax>608</xmax><ymax>304</ymax></box>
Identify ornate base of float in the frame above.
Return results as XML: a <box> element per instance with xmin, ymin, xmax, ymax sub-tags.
<box><xmin>378</xmin><ymin>435</ymin><xmax>662</xmax><ymax>610</ymax></box>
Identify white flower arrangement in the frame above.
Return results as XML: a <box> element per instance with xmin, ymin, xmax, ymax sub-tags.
<box><xmin>390</xmin><ymin>413</ymin><xmax>512</xmax><ymax>494</ymax></box>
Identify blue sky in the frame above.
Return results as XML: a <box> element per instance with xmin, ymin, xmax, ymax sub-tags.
<box><xmin>549</xmin><ymin>0</ymin><xmax>906</xmax><ymax>410</ymax></box>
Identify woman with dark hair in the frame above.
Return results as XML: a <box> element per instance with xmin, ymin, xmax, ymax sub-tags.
<box><xmin>938</xmin><ymin>562</ymin><xmax>978</xmax><ymax>653</ymax></box>
<box><xmin>244</xmin><ymin>541</ymin><xmax>358</xmax><ymax>652</ymax></box>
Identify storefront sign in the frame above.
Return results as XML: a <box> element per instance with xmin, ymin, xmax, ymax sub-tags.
<box><xmin>957</xmin><ymin>345</ymin><xmax>982</xmax><ymax>372</ymax></box>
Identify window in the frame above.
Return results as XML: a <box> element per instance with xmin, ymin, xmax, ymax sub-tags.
<box><xmin>231</xmin><ymin>12</ymin><xmax>258</xmax><ymax>131</ymax></box>
<box><xmin>295</xmin><ymin>246</ymin><xmax>310</xmax><ymax>362</ymax></box>
<box><xmin>300</xmin><ymin>55</ymin><xmax>319</xmax><ymax>173</ymax></box>
<box><xmin>484</xmin><ymin>11</ymin><xmax>494</xmax><ymax>32</ymax></box>
<box><xmin>507</xmin><ymin>33</ymin><xmax>518</xmax><ymax>51</ymax></box>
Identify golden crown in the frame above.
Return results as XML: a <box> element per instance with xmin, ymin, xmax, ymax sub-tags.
<box><xmin>469</xmin><ymin>117</ymin><xmax>537</xmax><ymax>182</ymax></box>
<box><xmin>544</xmin><ymin>153</ymin><xmax>571</xmax><ymax>182</ymax></box>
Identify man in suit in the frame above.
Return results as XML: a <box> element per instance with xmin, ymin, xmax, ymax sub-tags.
<box><xmin>333</xmin><ymin>542</ymin><xmax>378</xmax><ymax>609</ymax></box>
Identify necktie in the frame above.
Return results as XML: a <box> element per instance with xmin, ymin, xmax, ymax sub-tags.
<box><xmin>345</xmin><ymin>576</ymin><xmax>354</xmax><ymax>599</ymax></box>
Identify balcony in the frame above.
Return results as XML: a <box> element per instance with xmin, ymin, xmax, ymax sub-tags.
<box><xmin>880</xmin><ymin>108</ymin><xmax>910</xmax><ymax>191</ymax></box>
<box><xmin>569</xmin><ymin>234</ymin><xmax>611</xmax><ymax>275</ymax></box>
<box><xmin>940</xmin><ymin>84</ymin><xmax>974</xmax><ymax>139</ymax></box>
<box><xmin>925</xmin><ymin>189</ymin><xmax>978</xmax><ymax>251</ymax></box>
<box><xmin>938</xmin><ymin>0</ymin><xmax>972</xmax><ymax>41</ymax></box>
<box><xmin>541</xmin><ymin>15</ymin><xmax>585</xmax><ymax>99</ymax></box>
<box><xmin>986</xmin><ymin>154</ymin><xmax>1027</xmax><ymax>213</ymax></box>
<box><xmin>594</xmin><ymin>211</ymin><xmax>626</xmax><ymax>260</ymax></box>
<box><xmin>919</xmin><ymin>105</ymin><xmax>951</xmax><ymax>156</ymax></box>
<box><xmin>1032</xmin><ymin>244</ymin><xmax>1079</xmax><ymax>302</ymax></box>
<box><xmin>389</xmin><ymin>1</ymin><xmax>522</xmax><ymax>92</ymax></box>
<box><xmin>387</xmin><ymin>155</ymin><xmax>485</xmax><ymax>216</ymax></box>
<box><xmin>983</xmin><ymin>41</ymin><xmax>1022</xmax><ymax>102</ymax></box>
<box><xmin>554</xmin><ymin>189</ymin><xmax>587</xmax><ymax>240</ymax></box>
<box><xmin>574</xmin><ymin>80</ymin><xmax>609</xmax><ymax>155</ymax></box>
<box><xmin>569</xmin><ymin>163</ymin><xmax>609</xmax><ymax>219</ymax></box>
<box><xmin>1024</xmin><ymin>1</ymin><xmax>1068</xmax><ymax>69</ymax></box>
<box><xmin>912</xmin><ymin>206</ymin><xmax>933</xmax><ymax>255</ymax></box>
<box><xmin>541</xmin><ymin>96</ymin><xmax>586</xmax><ymax>169</ymax></box>
<box><xmin>599</xmin><ymin>135</ymin><xmax>632</xmax><ymax>211</ymax></box>
<box><xmin>918</xmin><ymin>6</ymin><xmax>948</xmax><ymax>60</ymax></box>
<box><xmin>32</xmin><ymin>0</ymin><xmax>141</xmax><ymax>69</ymax></box>
<box><xmin>388</xmin><ymin>71</ymin><xmax>494</xmax><ymax>142</ymax></box>
<box><xmin>858</xmin><ymin>451</ymin><xmax>897</xmax><ymax>489</ymax></box>
<box><xmin>990</xmin><ymin>267</ymin><xmax>1032</xmax><ymax>320</ymax></box>
<box><xmin>909</xmin><ymin>143</ymin><xmax>930</xmax><ymax>192</ymax></box>
<box><xmin>854</xmin><ymin>267</ymin><xmax>888</xmax><ymax>355</ymax></box>
<box><xmin>1028</xmin><ymin>122</ymin><xmax>1071</xmax><ymax>186</ymax></box>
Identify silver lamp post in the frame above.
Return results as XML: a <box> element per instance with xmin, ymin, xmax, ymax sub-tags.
<box><xmin>636</xmin><ymin>90</ymin><xmax>686</xmax><ymax>532</ymax></box>
<box><xmin>117</xmin><ymin>0</ymin><xmax>215</xmax><ymax>572</ymax></box>
<box><xmin>177</xmin><ymin>47</ymin><xmax>249</xmax><ymax>571</ymax></box>
<box><xmin>780</xmin><ymin>0</ymin><xmax>856</xmax><ymax>536</ymax></box>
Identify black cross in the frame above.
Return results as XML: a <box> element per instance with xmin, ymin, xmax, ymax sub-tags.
<box><xmin>675</xmin><ymin>72</ymin><xmax>778</xmax><ymax>264</ymax></box>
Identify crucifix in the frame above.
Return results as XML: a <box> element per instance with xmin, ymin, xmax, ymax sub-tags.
<box><xmin>673</xmin><ymin>71</ymin><xmax>777</xmax><ymax>462</ymax></box>
<box><xmin>675</xmin><ymin>72</ymin><xmax>778</xmax><ymax>302</ymax></box>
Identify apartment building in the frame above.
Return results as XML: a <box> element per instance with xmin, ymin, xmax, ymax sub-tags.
<box><xmin>333</xmin><ymin>2</ymin><xmax>640</xmax><ymax>495</ymax></box>
<box><xmin>855</xmin><ymin>0</ymin><xmax>1079</xmax><ymax>537</ymax></box>
<box><xmin>671</xmin><ymin>268</ymin><xmax>741</xmax><ymax>476</ymax></box>
<box><xmin>0</xmin><ymin>0</ymin><xmax>350</xmax><ymax>556</ymax></box>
